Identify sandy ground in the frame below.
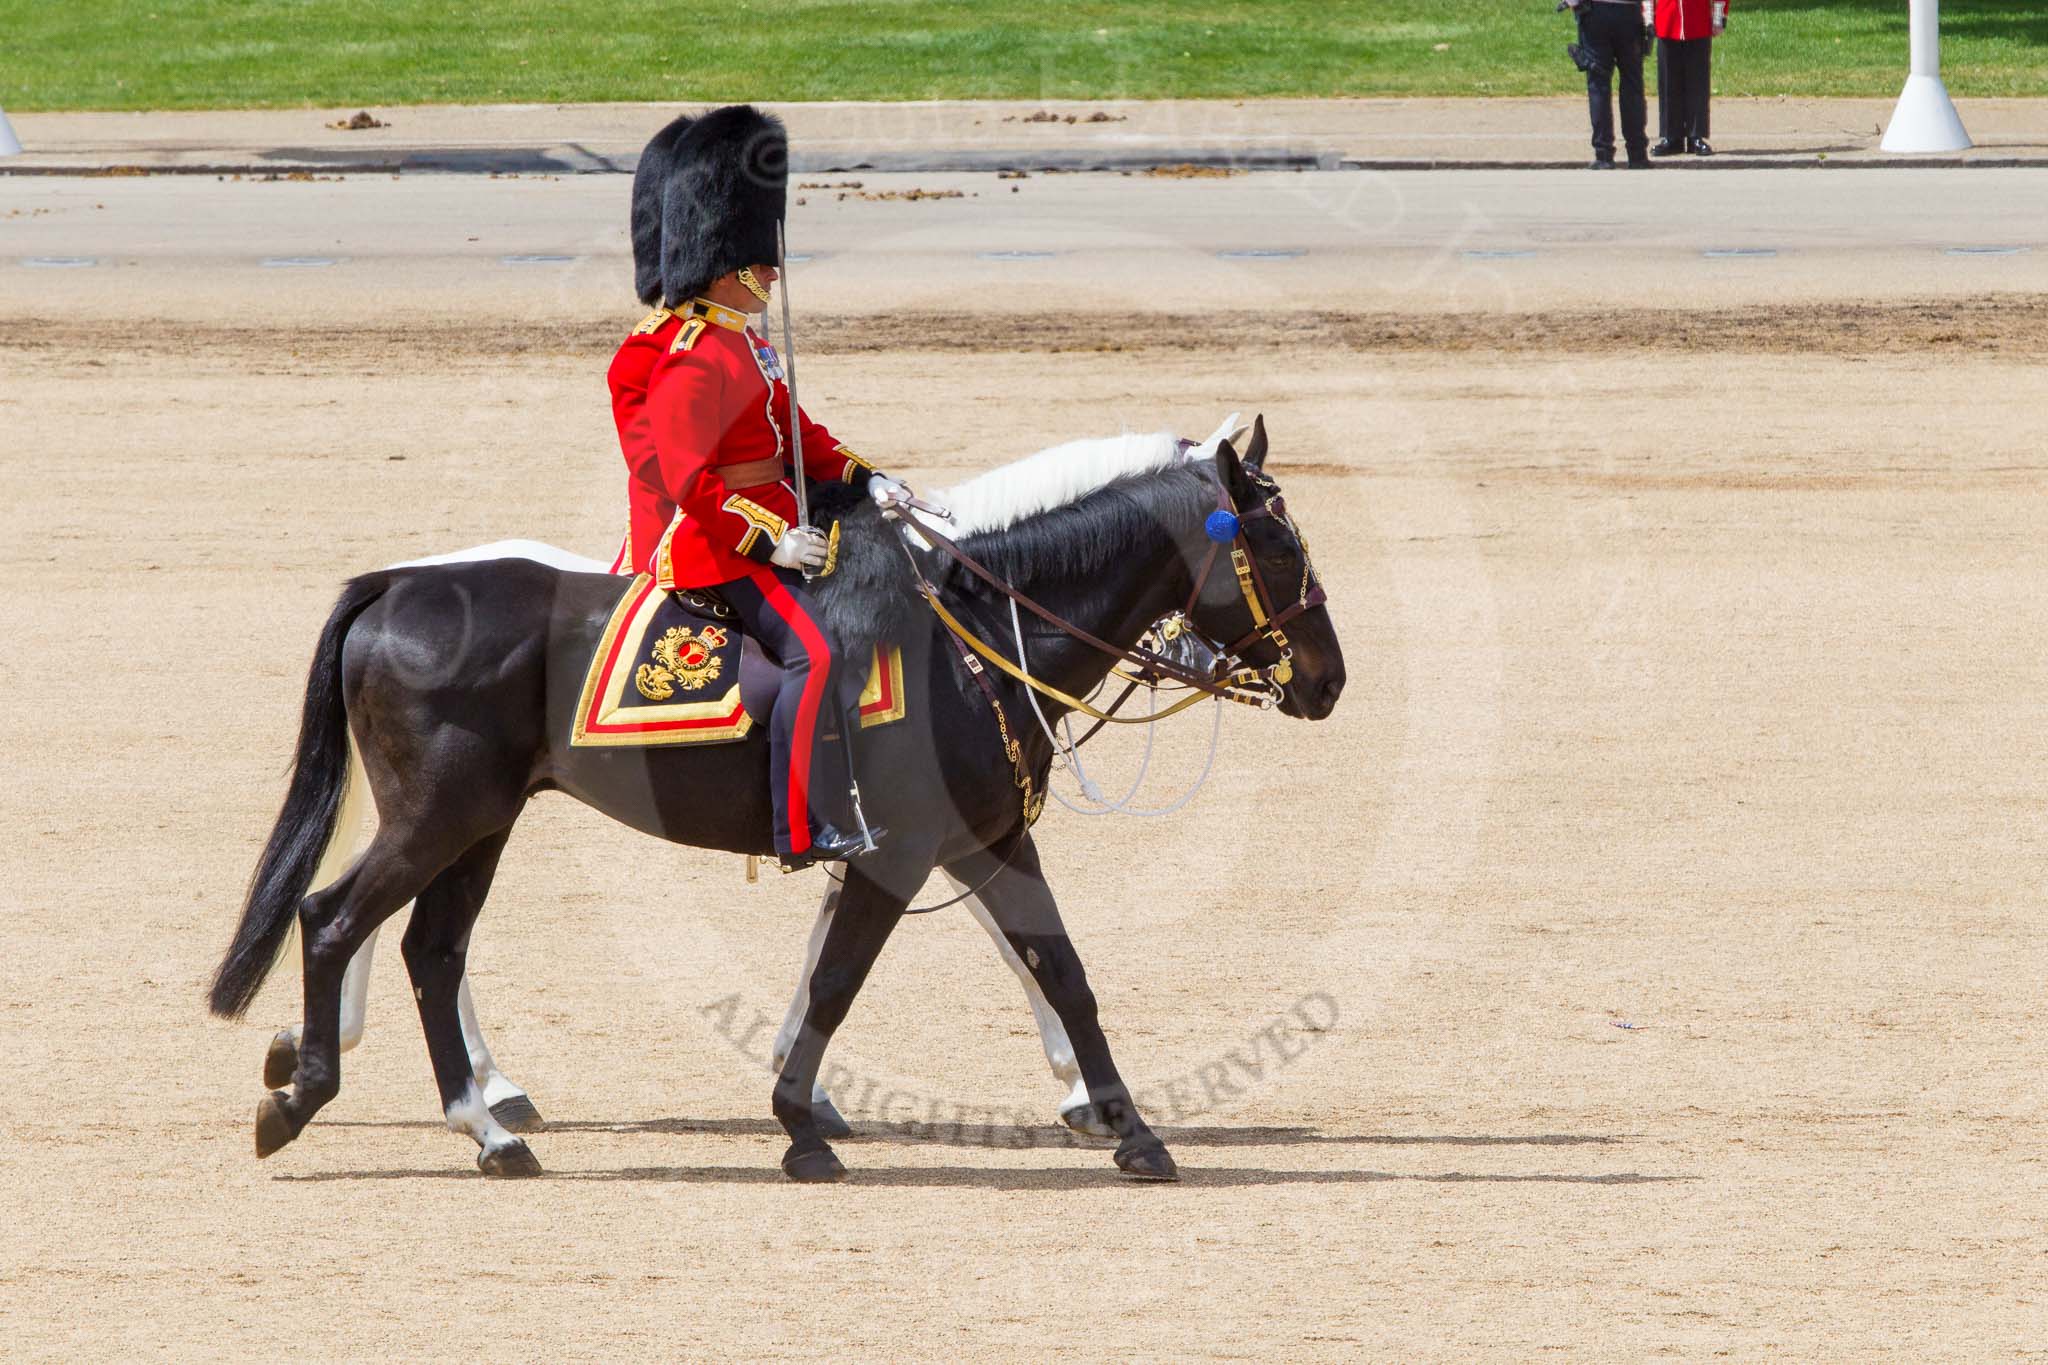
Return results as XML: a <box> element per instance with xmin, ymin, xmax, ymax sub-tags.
<box><xmin>2</xmin><ymin>172</ymin><xmax>2046</xmax><ymax>1360</ymax></box>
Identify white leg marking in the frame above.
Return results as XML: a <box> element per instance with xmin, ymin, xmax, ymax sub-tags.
<box><xmin>336</xmin><ymin>927</ymin><xmax>376</xmax><ymax>1052</ymax></box>
<box><xmin>445</xmin><ymin>1080</ymin><xmax>520</xmax><ymax>1153</ymax></box>
<box><xmin>457</xmin><ymin>975</ymin><xmax>529</xmax><ymax>1106</ymax></box>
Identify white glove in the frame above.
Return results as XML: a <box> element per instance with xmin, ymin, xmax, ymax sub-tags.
<box><xmin>770</xmin><ymin>526</ymin><xmax>829</xmax><ymax>571</ymax></box>
<box><xmin>868</xmin><ymin>473</ymin><xmax>913</xmax><ymax>509</ymax></box>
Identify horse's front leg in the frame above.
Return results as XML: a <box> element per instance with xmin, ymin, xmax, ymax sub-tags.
<box><xmin>949</xmin><ymin>871</ymin><xmax>1111</xmax><ymax>1138</ymax></box>
<box><xmin>772</xmin><ymin>861</ymin><xmax>914</xmax><ymax>1182</ymax></box>
<box><xmin>945</xmin><ymin>833</ymin><xmax>1178</xmax><ymax>1181</ymax></box>
<box><xmin>771</xmin><ymin>879</ymin><xmax>855</xmax><ymax>1140</ymax></box>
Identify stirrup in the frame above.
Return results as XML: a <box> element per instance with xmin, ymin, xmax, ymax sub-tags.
<box><xmin>778</xmin><ymin>822</ymin><xmax>886</xmax><ymax>874</ymax></box>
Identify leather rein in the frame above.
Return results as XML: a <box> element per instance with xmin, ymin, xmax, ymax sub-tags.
<box><xmin>887</xmin><ymin>470</ymin><xmax>1327</xmax><ymax>726</ymax></box>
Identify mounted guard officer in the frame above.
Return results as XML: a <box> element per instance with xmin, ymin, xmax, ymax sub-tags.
<box><xmin>637</xmin><ymin>105</ymin><xmax>909</xmax><ymax>870</ymax></box>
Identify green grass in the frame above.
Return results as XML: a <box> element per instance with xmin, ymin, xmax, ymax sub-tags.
<box><xmin>4</xmin><ymin>1</ymin><xmax>2048</xmax><ymax>111</ymax></box>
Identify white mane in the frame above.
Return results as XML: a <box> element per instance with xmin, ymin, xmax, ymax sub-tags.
<box><xmin>930</xmin><ymin>413</ymin><xmax>1242</xmax><ymax>538</ymax></box>
<box><xmin>389</xmin><ymin>539</ymin><xmax>608</xmax><ymax>573</ymax></box>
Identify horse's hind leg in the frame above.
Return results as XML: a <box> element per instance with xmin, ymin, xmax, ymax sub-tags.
<box><xmin>268</xmin><ymin>926</ymin><xmax>378</xmax><ymax>1087</ymax></box>
<box><xmin>255</xmin><ymin>831</ymin><xmax>448</xmax><ymax>1159</ymax></box>
<box><xmin>267</xmin><ymin>927</ymin><xmax>545</xmax><ymax>1133</ymax></box>
<box><xmin>944</xmin><ymin>833</ymin><xmax>1177</xmax><ymax>1181</ymax></box>
<box><xmin>399</xmin><ymin>828</ymin><xmax>538</xmax><ymax>1177</ymax></box>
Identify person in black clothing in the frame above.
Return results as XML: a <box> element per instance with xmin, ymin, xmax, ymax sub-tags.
<box><xmin>1567</xmin><ymin>0</ymin><xmax>1651</xmax><ymax>169</ymax></box>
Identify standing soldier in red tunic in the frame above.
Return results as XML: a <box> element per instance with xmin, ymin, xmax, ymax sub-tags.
<box><xmin>1652</xmin><ymin>0</ymin><xmax>1726</xmax><ymax>157</ymax></box>
<box><xmin>639</xmin><ymin>105</ymin><xmax>909</xmax><ymax>870</ymax></box>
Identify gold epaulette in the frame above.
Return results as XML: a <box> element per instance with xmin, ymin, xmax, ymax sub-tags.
<box><xmin>631</xmin><ymin>307</ymin><xmax>673</xmax><ymax>336</ymax></box>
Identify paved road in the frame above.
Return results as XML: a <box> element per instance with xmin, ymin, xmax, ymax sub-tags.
<box><xmin>5</xmin><ymin>167</ymin><xmax>2047</xmax><ymax>320</ymax></box>
<box><xmin>8</xmin><ymin>97</ymin><xmax>2048</xmax><ymax>173</ymax></box>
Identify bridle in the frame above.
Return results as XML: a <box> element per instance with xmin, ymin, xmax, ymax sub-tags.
<box><xmin>1174</xmin><ymin>461</ymin><xmax>1328</xmax><ymax>705</ymax></box>
<box><xmin>886</xmin><ymin>456</ymin><xmax>1327</xmax><ymax>724</ymax></box>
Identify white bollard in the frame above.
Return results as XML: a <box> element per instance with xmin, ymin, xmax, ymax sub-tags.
<box><xmin>1880</xmin><ymin>0</ymin><xmax>1972</xmax><ymax>153</ymax></box>
<box><xmin>0</xmin><ymin>107</ymin><xmax>21</xmax><ymax>157</ymax></box>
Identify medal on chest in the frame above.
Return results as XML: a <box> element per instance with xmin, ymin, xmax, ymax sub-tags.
<box><xmin>752</xmin><ymin>338</ymin><xmax>786</xmax><ymax>382</ymax></box>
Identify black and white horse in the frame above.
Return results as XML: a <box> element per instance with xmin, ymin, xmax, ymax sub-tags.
<box><xmin>210</xmin><ymin>418</ymin><xmax>1343</xmax><ymax>1181</ymax></box>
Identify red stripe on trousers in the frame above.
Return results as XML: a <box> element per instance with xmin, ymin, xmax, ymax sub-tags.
<box><xmin>747</xmin><ymin>565</ymin><xmax>832</xmax><ymax>851</ymax></box>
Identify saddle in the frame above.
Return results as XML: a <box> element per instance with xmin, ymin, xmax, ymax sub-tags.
<box><xmin>571</xmin><ymin>575</ymin><xmax>905</xmax><ymax>749</ymax></box>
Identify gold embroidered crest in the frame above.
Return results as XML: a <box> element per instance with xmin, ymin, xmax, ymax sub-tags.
<box><xmin>634</xmin><ymin>624</ymin><xmax>728</xmax><ymax>700</ymax></box>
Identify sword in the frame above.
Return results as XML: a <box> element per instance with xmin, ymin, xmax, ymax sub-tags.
<box><xmin>779</xmin><ymin>220</ymin><xmax>874</xmax><ymax>854</ymax></box>
<box><xmin>775</xmin><ymin>221</ymin><xmax>813</xmax><ymax>580</ymax></box>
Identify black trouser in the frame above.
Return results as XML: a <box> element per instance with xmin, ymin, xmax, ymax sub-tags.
<box><xmin>1582</xmin><ymin>3</ymin><xmax>1648</xmax><ymax>161</ymax></box>
<box><xmin>720</xmin><ymin>565</ymin><xmax>861</xmax><ymax>856</ymax></box>
<box><xmin>1658</xmin><ymin>37</ymin><xmax>1713</xmax><ymax>144</ymax></box>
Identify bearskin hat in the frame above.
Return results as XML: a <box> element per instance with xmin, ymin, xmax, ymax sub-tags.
<box><xmin>630</xmin><ymin>113</ymin><xmax>694</xmax><ymax>306</ymax></box>
<box><xmin>659</xmin><ymin>105</ymin><xmax>787</xmax><ymax>308</ymax></box>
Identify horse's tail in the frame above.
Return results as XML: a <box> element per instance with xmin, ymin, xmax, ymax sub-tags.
<box><xmin>208</xmin><ymin>575</ymin><xmax>387</xmax><ymax>1019</ymax></box>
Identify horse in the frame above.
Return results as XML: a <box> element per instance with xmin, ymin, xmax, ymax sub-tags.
<box><xmin>208</xmin><ymin>417</ymin><xmax>1343</xmax><ymax>1182</ymax></box>
<box><xmin>254</xmin><ymin>413</ymin><xmax>1250</xmax><ymax>1145</ymax></box>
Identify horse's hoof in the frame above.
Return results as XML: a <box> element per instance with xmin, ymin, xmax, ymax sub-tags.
<box><xmin>254</xmin><ymin>1090</ymin><xmax>295</xmax><ymax>1159</ymax></box>
<box><xmin>263</xmin><ymin>1031</ymin><xmax>298</xmax><ymax>1089</ymax></box>
<box><xmin>1059</xmin><ymin>1102</ymin><xmax>1116</xmax><ymax>1140</ymax></box>
<box><xmin>488</xmin><ymin>1094</ymin><xmax>546</xmax><ymax>1134</ymax></box>
<box><xmin>477</xmin><ymin>1141</ymin><xmax>543</xmax><ymax>1179</ymax></box>
<box><xmin>813</xmin><ymin>1093</ymin><xmax>853</xmax><ymax>1141</ymax></box>
<box><xmin>1114</xmin><ymin>1141</ymin><xmax>1179</xmax><ymax>1182</ymax></box>
<box><xmin>782</xmin><ymin>1142</ymin><xmax>847</xmax><ymax>1183</ymax></box>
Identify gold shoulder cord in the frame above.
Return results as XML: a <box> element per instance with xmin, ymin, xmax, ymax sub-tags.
<box><xmin>670</xmin><ymin>317</ymin><xmax>707</xmax><ymax>354</ymax></box>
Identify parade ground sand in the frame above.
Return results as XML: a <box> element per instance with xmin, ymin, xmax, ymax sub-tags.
<box><xmin>2</xmin><ymin>171</ymin><xmax>2045</xmax><ymax>1359</ymax></box>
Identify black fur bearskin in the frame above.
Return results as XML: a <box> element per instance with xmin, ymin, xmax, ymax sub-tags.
<box><xmin>630</xmin><ymin>113</ymin><xmax>695</xmax><ymax>306</ymax></box>
<box><xmin>659</xmin><ymin>105</ymin><xmax>787</xmax><ymax>308</ymax></box>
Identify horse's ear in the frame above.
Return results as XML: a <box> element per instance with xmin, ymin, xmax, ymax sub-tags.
<box><xmin>1214</xmin><ymin>438</ymin><xmax>1256</xmax><ymax>503</ymax></box>
<box><xmin>1244</xmin><ymin>414</ymin><xmax>1268</xmax><ymax>470</ymax></box>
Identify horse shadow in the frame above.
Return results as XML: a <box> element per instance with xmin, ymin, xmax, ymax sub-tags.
<box><xmin>292</xmin><ymin>1118</ymin><xmax>1681</xmax><ymax>1188</ymax></box>
<box><xmin>276</xmin><ymin>1164</ymin><xmax>1689</xmax><ymax>1189</ymax></box>
<box><xmin>324</xmin><ymin>1115</ymin><xmax>1628</xmax><ymax>1151</ymax></box>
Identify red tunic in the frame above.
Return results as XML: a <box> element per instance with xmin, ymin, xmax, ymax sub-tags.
<box><xmin>606</xmin><ymin>307</ymin><xmax>684</xmax><ymax>575</ymax></box>
<box><xmin>1655</xmin><ymin>0</ymin><xmax>1721</xmax><ymax>41</ymax></box>
<box><xmin>640</xmin><ymin>297</ymin><xmax>877</xmax><ymax>590</ymax></box>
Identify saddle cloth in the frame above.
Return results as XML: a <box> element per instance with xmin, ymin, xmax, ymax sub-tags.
<box><xmin>572</xmin><ymin>575</ymin><xmax>906</xmax><ymax>748</ymax></box>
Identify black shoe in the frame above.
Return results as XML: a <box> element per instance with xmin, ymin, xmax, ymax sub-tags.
<box><xmin>1690</xmin><ymin>139</ymin><xmax>1715</xmax><ymax>157</ymax></box>
<box><xmin>1651</xmin><ymin>138</ymin><xmax>1683</xmax><ymax>157</ymax></box>
<box><xmin>777</xmin><ymin>822</ymin><xmax>886</xmax><ymax>873</ymax></box>
<box><xmin>1627</xmin><ymin>154</ymin><xmax>1652</xmax><ymax>169</ymax></box>
<box><xmin>1589</xmin><ymin>157</ymin><xmax>1618</xmax><ymax>170</ymax></box>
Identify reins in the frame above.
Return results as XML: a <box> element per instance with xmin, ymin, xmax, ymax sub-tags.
<box><xmin>888</xmin><ymin>470</ymin><xmax>1323</xmax><ymax>721</ymax></box>
<box><xmin>873</xmin><ymin>458</ymin><xmax>1328</xmax><ymax>845</ymax></box>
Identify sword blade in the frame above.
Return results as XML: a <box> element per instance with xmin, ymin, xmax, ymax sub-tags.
<box><xmin>776</xmin><ymin>221</ymin><xmax>809</xmax><ymax>538</ymax></box>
